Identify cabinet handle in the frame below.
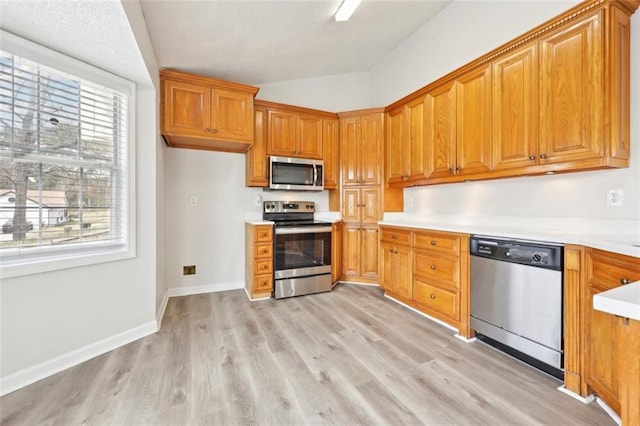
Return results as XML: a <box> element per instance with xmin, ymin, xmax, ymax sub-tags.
<box><xmin>430</xmin><ymin>265</ymin><xmax>436</xmax><ymax>270</ymax></box>
<box><xmin>540</xmin><ymin>154</ymin><xmax>548</xmax><ymax>159</ymax></box>
<box><xmin>455</xmin><ymin>166</ymin><xmax>461</xmax><ymax>174</ymax></box>
<box><xmin>392</xmin><ymin>234</ymin><xmax>397</xmax><ymax>239</ymax></box>
<box><xmin>261</xmin><ymin>249</ymin><xmax>268</xmax><ymax>254</ymax></box>
<box><xmin>394</xmin><ymin>249</ymin><xmax>398</xmax><ymax>254</ymax></box>
<box><xmin>529</xmin><ymin>155</ymin><xmax>536</xmax><ymax>160</ymax></box>
<box><xmin>262</xmin><ymin>265</ymin><xmax>267</xmax><ymax>269</ymax></box>
<box><xmin>204</xmin><ymin>128</ymin><xmax>211</xmax><ymax>132</ymax></box>
<box><xmin>430</xmin><ymin>294</ymin><xmax>436</xmax><ymax>299</ymax></box>
<box><xmin>430</xmin><ymin>240</ymin><xmax>436</xmax><ymax>246</ymax></box>
<box><xmin>621</xmin><ymin>278</ymin><xmax>631</xmax><ymax>285</ymax></box>
<box><xmin>389</xmin><ymin>248</ymin><xmax>393</xmax><ymax>253</ymax></box>
<box><xmin>212</xmin><ymin>128</ymin><xmax>218</xmax><ymax>134</ymax></box>
<box><xmin>448</xmin><ymin>167</ymin><xmax>453</xmax><ymax>173</ymax></box>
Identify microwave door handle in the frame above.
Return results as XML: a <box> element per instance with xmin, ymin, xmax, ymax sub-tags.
<box><xmin>313</xmin><ymin>165</ymin><xmax>318</xmax><ymax>186</ymax></box>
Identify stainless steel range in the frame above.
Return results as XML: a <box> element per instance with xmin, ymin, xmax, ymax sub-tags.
<box><xmin>263</xmin><ymin>201</ymin><xmax>332</xmax><ymax>299</ymax></box>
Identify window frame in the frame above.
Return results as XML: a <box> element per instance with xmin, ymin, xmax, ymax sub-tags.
<box><xmin>0</xmin><ymin>30</ymin><xmax>136</xmax><ymax>279</ymax></box>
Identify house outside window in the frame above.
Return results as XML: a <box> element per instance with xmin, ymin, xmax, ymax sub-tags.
<box><xmin>0</xmin><ymin>31</ymin><xmax>135</xmax><ymax>277</ymax></box>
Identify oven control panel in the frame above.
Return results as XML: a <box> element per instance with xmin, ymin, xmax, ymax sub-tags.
<box><xmin>263</xmin><ymin>201</ymin><xmax>315</xmax><ymax>214</ymax></box>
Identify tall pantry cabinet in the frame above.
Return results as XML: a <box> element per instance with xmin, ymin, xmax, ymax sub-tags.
<box><xmin>337</xmin><ymin>109</ymin><xmax>403</xmax><ymax>283</ymax></box>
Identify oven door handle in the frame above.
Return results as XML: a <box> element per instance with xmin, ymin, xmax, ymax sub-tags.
<box><xmin>275</xmin><ymin>226</ymin><xmax>332</xmax><ymax>235</ymax></box>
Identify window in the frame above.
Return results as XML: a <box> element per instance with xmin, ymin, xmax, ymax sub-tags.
<box><xmin>0</xmin><ymin>31</ymin><xmax>135</xmax><ymax>277</ymax></box>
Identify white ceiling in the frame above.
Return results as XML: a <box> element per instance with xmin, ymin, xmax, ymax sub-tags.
<box><xmin>139</xmin><ymin>0</ymin><xmax>452</xmax><ymax>85</ymax></box>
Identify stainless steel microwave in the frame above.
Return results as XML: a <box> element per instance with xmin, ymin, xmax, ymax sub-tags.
<box><xmin>269</xmin><ymin>156</ymin><xmax>324</xmax><ymax>191</ymax></box>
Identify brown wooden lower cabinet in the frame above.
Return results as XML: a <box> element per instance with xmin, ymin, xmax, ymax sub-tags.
<box><xmin>583</xmin><ymin>248</ymin><xmax>640</xmax><ymax>414</ymax></box>
<box><xmin>342</xmin><ymin>224</ymin><xmax>379</xmax><ymax>282</ymax></box>
<box><xmin>331</xmin><ymin>222</ymin><xmax>343</xmax><ymax>284</ymax></box>
<box><xmin>379</xmin><ymin>225</ymin><xmax>471</xmax><ymax>337</ymax></box>
<box><xmin>244</xmin><ymin>223</ymin><xmax>274</xmax><ymax>299</ymax></box>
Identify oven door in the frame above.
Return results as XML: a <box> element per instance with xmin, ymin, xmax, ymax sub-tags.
<box><xmin>274</xmin><ymin>226</ymin><xmax>331</xmax><ymax>279</ymax></box>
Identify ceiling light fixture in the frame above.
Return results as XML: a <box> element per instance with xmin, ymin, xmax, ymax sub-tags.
<box><xmin>334</xmin><ymin>0</ymin><xmax>363</xmax><ymax>22</ymax></box>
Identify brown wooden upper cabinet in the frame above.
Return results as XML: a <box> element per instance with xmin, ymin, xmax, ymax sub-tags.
<box><xmin>267</xmin><ymin>108</ymin><xmax>323</xmax><ymax>159</ymax></box>
<box><xmin>386</xmin><ymin>95</ymin><xmax>430</xmax><ymax>186</ymax></box>
<box><xmin>322</xmin><ymin>117</ymin><xmax>340</xmax><ymax>189</ymax></box>
<box><xmin>341</xmin><ymin>112</ymin><xmax>383</xmax><ymax>186</ymax></box>
<box><xmin>160</xmin><ymin>69</ymin><xmax>259</xmax><ymax>153</ymax></box>
<box><xmin>385</xmin><ymin>0</ymin><xmax>636</xmax><ymax>186</ymax></box>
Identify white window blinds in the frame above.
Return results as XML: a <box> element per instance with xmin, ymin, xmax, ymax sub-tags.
<box><xmin>0</xmin><ymin>49</ymin><xmax>129</xmax><ymax>253</ymax></box>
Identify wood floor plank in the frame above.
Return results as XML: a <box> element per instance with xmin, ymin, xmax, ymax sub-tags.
<box><xmin>0</xmin><ymin>284</ymin><xmax>615</xmax><ymax>425</ymax></box>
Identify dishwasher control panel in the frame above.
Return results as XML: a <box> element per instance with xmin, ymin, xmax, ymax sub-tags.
<box><xmin>471</xmin><ymin>236</ymin><xmax>563</xmax><ymax>271</ymax></box>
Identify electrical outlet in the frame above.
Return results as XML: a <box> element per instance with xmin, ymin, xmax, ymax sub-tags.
<box><xmin>606</xmin><ymin>189</ymin><xmax>623</xmax><ymax>207</ymax></box>
<box><xmin>183</xmin><ymin>265</ymin><xmax>196</xmax><ymax>275</ymax></box>
<box><xmin>189</xmin><ymin>195</ymin><xmax>198</xmax><ymax>206</ymax></box>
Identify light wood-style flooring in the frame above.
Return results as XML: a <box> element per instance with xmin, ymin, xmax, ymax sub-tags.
<box><xmin>1</xmin><ymin>284</ymin><xmax>613</xmax><ymax>425</ymax></box>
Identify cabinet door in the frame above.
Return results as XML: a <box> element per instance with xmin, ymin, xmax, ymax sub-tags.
<box><xmin>212</xmin><ymin>88</ymin><xmax>253</xmax><ymax>142</ymax></box>
<box><xmin>456</xmin><ymin>65</ymin><xmax>492</xmax><ymax>176</ymax></box>
<box><xmin>163</xmin><ymin>80</ymin><xmax>211</xmax><ymax>136</ymax></box>
<box><xmin>380</xmin><ymin>242</ymin><xmax>394</xmax><ymax>292</ymax></box>
<box><xmin>407</xmin><ymin>95</ymin><xmax>429</xmax><ymax>184</ymax></box>
<box><xmin>332</xmin><ymin>222</ymin><xmax>343</xmax><ymax>283</ymax></box>
<box><xmin>395</xmin><ymin>244</ymin><xmax>412</xmax><ymax>299</ymax></box>
<box><xmin>361</xmin><ymin>226</ymin><xmax>379</xmax><ymax>280</ymax></box>
<box><xmin>322</xmin><ymin>117</ymin><xmax>340</xmax><ymax>189</ymax></box>
<box><xmin>361</xmin><ymin>187</ymin><xmax>381</xmax><ymax>224</ymax></box>
<box><xmin>245</xmin><ymin>107</ymin><xmax>268</xmax><ymax>187</ymax></box>
<box><xmin>298</xmin><ymin>114</ymin><xmax>323</xmax><ymax>159</ymax></box>
<box><xmin>342</xmin><ymin>188</ymin><xmax>360</xmax><ymax>223</ymax></box>
<box><xmin>342</xmin><ymin>225</ymin><xmax>361</xmax><ymax>278</ymax></box>
<box><xmin>426</xmin><ymin>81</ymin><xmax>457</xmax><ymax>180</ymax></box>
<box><xmin>360</xmin><ymin>113</ymin><xmax>383</xmax><ymax>186</ymax></box>
<box><xmin>267</xmin><ymin>110</ymin><xmax>297</xmax><ymax>156</ymax></box>
<box><xmin>340</xmin><ymin>117</ymin><xmax>361</xmax><ymax>186</ymax></box>
<box><xmin>492</xmin><ymin>42</ymin><xmax>539</xmax><ymax>170</ymax></box>
<box><xmin>386</xmin><ymin>107</ymin><xmax>406</xmax><ymax>185</ymax></box>
<box><xmin>586</xmin><ymin>284</ymin><xmax>621</xmax><ymax>413</ymax></box>
<box><xmin>539</xmin><ymin>11</ymin><xmax>604</xmax><ymax>164</ymax></box>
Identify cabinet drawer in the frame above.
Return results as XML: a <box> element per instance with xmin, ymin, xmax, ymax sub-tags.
<box><xmin>380</xmin><ymin>227</ymin><xmax>411</xmax><ymax>245</ymax></box>
<box><xmin>413</xmin><ymin>231</ymin><xmax>460</xmax><ymax>256</ymax></box>
<box><xmin>254</xmin><ymin>274</ymin><xmax>273</xmax><ymax>291</ymax></box>
<box><xmin>413</xmin><ymin>251</ymin><xmax>460</xmax><ymax>288</ymax></box>
<box><xmin>254</xmin><ymin>242</ymin><xmax>273</xmax><ymax>258</ymax></box>
<box><xmin>254</xmin><ymin>226</ymin><xmax>273</xmax><ymax>242</ymax></box>
<box><xmin>414</xmin><ymin>279</ymin><xmax>459</xmax><ymax>321</ymax></box>
<box><xmin>255</xmin><ymin>258</ymin><xmax>273</xmax><ymax>274</ymax></box>
<box><xmin>587</xmin><ymin>249</ymin><xmax>640</xmax><ymax>290</ymax></box>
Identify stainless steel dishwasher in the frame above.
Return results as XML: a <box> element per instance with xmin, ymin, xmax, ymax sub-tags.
<box><xmin>470</xmin><ymin>235</ymin><xmax>564</xmax><ymax>379</ymax></box>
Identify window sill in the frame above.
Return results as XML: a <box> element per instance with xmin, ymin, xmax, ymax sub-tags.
<box><xmin>0</xmin><ymin>243</ymin><xmax>135</xmax><ymax>279</ymax></box>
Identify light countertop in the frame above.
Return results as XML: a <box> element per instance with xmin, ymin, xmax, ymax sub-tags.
<box><xmin>379</xmin><ymin>214</ymin><xmax>640</xmax><ymax>259</ymax></box>
<box><xmin>593</xmin><ymin>282</ymin><xmax>640</xmax><ymax>321</ymax></box>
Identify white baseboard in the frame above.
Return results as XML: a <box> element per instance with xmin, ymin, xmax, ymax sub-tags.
<box><xmin>243</xmin><ymin>286</ymin><xmax>271</xmax><ymax>301</ymax></box>
<box><xmin>596</xmin><ymin>397</ymin><xmax>621</xmax><ymax>425</ymax></box>
<box><xmin>0</xmin><ymin>320</ymin><xmax>157</xmax><ymax>397</ymax></box>
<box><xmin>454</xmin><ymin>334</ymin><xmax>477</xmax><ymax>343</ymax></box>
<box><xmin>556</xmin><ymin>385</ymin><xmax>595</xmax><ymax>404</ymax></box>
<box><xmin>167</xmin><ymin>281</ymin><xmax>244</xmax><ymax>297</ymax></box>
<box><xmin>156</xmin><ymin>290</ymin><xmax>169</xmax><ymax>328</ymax></box>
<box><xmin>384</xmin><ymin>293</ymin><xmax>458</xmax><ymax>333</ymax></box>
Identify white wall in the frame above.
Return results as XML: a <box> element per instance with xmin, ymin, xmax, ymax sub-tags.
<box><xmin>0</xmin><ymin>0</ymin><xmax>161</xmax><ymax>388</ymax></box>
<box><xmin>371</xmin><ymin>0</ymin><xmax>640</xmax><ymax>222</ymax></box>
<box><xmin>121</xmin><ymin>0</ymin><xmax>168</xmax><ymax>319</ymax></box>
<box><xmin>256</xmin><ymin>71</ymin><xmax>371</xmax><ymax>112</ymax></box>
<box><xmin>166</xmin><ymin>149</ymin><xmax>328</xmax><ymax>291</ymax></box>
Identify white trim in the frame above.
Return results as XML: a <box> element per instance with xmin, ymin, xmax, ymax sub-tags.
<box><xmin>243</xmin><ymin>286</ymin><xmax>271</xmax><ymax>301</ymax></box>
<box><xmin>384</xmin><ymin>293</ymin><xmax>458</xmax><ymax>333</ymax></box>
<box><xmin>454</xmin><ymin>334</ymin><xmax>477</xmax><ymax>343</ymax></box>
<box><xmin>0</xmin><ymin>320</ymin><xmax>157</xmax><ymax>397</ymax></box>
<box><xmin>167</xmin><ymin>281</ymin><xmax>244</xmax><ymax>297</ymax></box>
<box><xmin>556</xmin><ymin>385</ymin><xmax>596</xmax><ymax>404</ymax></box>
<box><xmin>596</xmin><ymin>397</ymin><xmax>621</xmax><ymax>425</ymax></box>
<box><xmin>156</xmin><ymin>290</ymin><xmax>169</xmax><ymax>328</ymax></box>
